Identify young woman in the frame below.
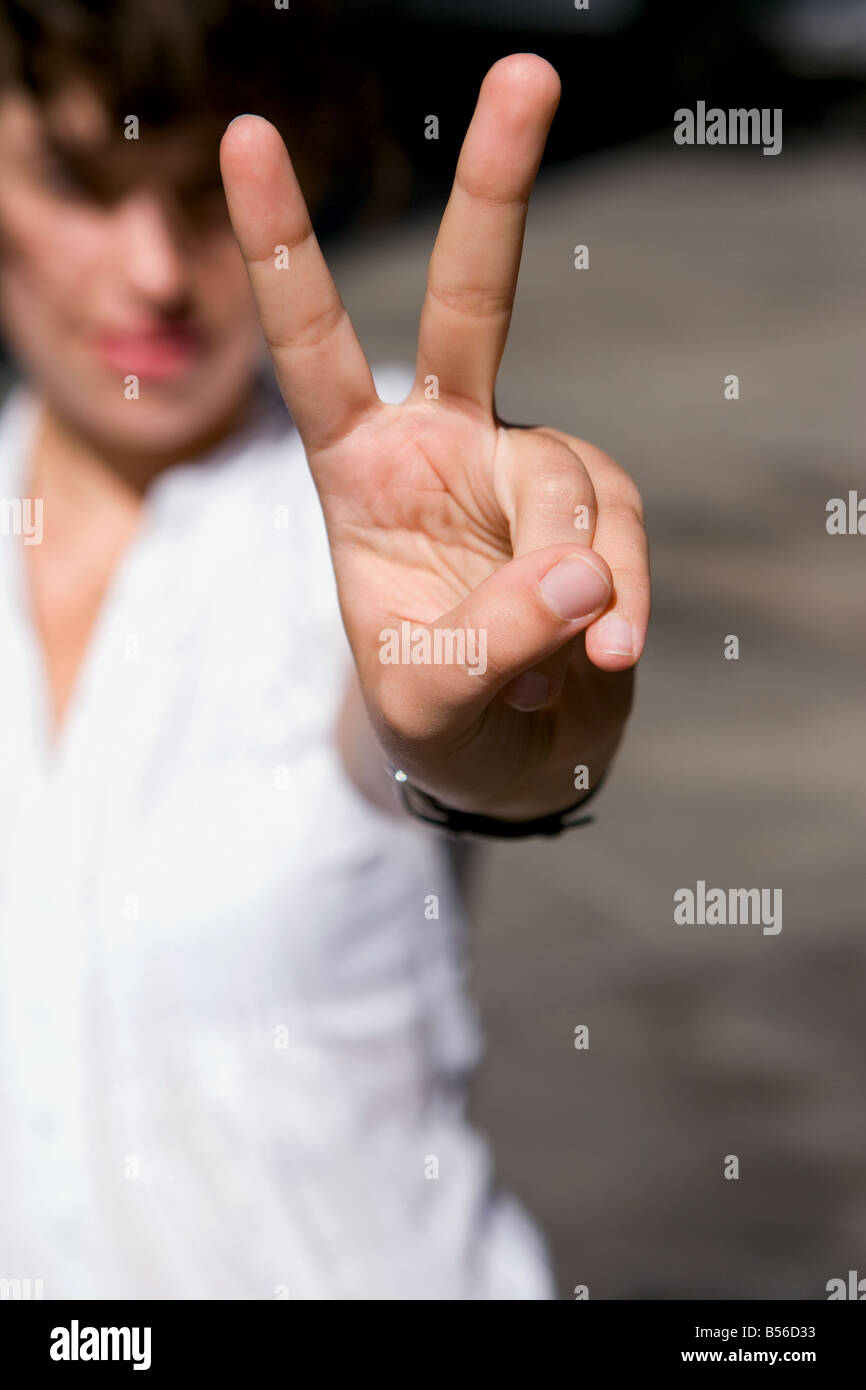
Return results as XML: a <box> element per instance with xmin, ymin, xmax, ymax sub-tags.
<box><xmin>0</xmin><ymin>0</ymin><xmax>649</xmax><ymax>1298</ymax></box>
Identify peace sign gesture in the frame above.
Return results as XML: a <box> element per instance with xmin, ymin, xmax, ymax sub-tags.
<box><xmin>220</xmin><ymin>55</ymin><xmax>649</xmax><ymax>822</ymax></box>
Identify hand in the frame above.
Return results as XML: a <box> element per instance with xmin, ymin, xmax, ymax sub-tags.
<box><xmin>219</xmin><ymin>54</ymin><xmax>650</xmax><ymax>821</ymax></box>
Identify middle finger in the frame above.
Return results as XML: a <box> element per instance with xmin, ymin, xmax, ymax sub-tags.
<box><xmin>414</xmin><ymin>54</ymin><xmax>561</xmax><ymax>413</ymax></box>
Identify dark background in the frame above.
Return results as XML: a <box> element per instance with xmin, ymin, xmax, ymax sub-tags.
<box><xmin>318</xmin><ymin>0</ymin><xmax>866</xmax><ymax>224</ymax></box>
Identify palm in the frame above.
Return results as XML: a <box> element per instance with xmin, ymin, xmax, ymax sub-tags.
<box><xmin>316</xmin><ymin>404</ymin><xmax>505</xmax><ymax>624</ymax></box>
<box><xmin>221</xmin><ymin>55</ymin><xmax>649</xmax><ymax>818</ymax></box>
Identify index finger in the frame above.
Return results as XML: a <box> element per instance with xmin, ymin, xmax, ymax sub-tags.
<box><xmin>220</xmin><ymin>115</ymin><xmax>379</xmax><ymax>455</ymax></box>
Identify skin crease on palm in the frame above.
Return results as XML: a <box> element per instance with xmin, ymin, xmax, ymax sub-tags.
<box><xmin>0</xmin><ymin>52</ymin><xmax>650</xmax><ymax>823</ymax></box>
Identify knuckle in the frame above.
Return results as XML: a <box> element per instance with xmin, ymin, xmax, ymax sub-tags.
<box><xmin>600</xmin><ymin>495</ymin><xmax>645</xmax><ymax>531</ymax></box>
<box><xmin>595</xmin><ymin>462</ymin><xmax>645</xmax><ymax>525</ymax></box>
<box><xmin>428</xmin><ymin>281</ymin><xmax>513</xmax><ymax>320</ymax></box>
<box><xmin>531</xmin><ymin>468</ymin><xmax>591</xmax><ymax>520</ymax></box>
<box><xmin>272</xmin><ymin>300</ymin><xmax>346</xmax><ymax>354</ymax></box>
<box><xmin>555</xmin><ymin>433</ymin><xmax>645</xmax><ymax>523</ymax></box>
<box><xmin>616</xmin><ymin>479</ymin><xmax>645</xmax><ymax>523</ymax></box>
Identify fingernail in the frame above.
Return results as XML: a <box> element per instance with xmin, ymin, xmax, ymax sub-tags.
<box><xmin>539</xmin><ymin>554</ymin><xmax>611</xmax><ymax>621</ymax></box>
<box><xmin>227</xmin><ymin>113</ymin><xmax>258</xmax><ymax>126</ymax></box>
<box><xmin>502</xmin><ymin>672</ymin><xmax>553</xmax><ymax>712</ymax></box>
<box><xmin>595</xmin><ymin>614</ymin><xmax>633</xmax><ymax>656</ymax></box>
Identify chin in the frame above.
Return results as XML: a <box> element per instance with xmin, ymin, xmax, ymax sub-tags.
<box><xmin>49</xmin><ymin>355</ymin><xmax>253</xmax><ymax>461</ymax></box>
<box><xmin>92</xmin><ymin>399</ymin><xmax>222</xmax><ymax>454</ymax></box>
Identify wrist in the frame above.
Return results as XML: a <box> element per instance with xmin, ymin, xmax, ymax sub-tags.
<box><xmin>390</xmin><ymin>765</ymin><xmax>611</xmax><ymax>838</ymax></box>
<box><xmin>390</xmin><ymin>743</ymin><xmax>618</xmax><ymax>828</ymax></box>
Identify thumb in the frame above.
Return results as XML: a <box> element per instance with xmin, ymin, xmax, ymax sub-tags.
<box><xmin>375</xmin><ymin>544</ymin><xmax>612</xmax><ymax>738</ymax></box>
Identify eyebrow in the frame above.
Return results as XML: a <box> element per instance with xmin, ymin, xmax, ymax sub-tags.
<box><xmin>37</xmin><ymin>130</ymin><xmax>126</xmax><ymax>197</ymax></box>
<box><xmin>38</xmin><ymin>126</ymin><xmax>224</xmax><ymax>201</ymax></box>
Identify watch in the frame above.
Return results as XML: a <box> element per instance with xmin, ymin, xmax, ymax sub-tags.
<box><xmin>389</xmin><ymin>767</ymin><xmax>606</xmax><ymax>839</ymax></box>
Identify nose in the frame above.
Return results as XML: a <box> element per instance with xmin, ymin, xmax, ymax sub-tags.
<box><xmin>115</xmin><ymin>190</ymin><xmax>191</xmax><ymax>311</ymax></box>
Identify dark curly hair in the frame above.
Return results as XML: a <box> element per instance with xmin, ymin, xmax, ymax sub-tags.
<box><xmin>0</xmin><ymin>0</ymin><xmax>404</xmax><ymax>224</ymax></box>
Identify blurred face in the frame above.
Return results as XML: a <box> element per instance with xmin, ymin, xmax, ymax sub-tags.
<box><xmin>0</xmin><ymin>81</ymin><xmax>262</xmax><ymax>460</ymax></box>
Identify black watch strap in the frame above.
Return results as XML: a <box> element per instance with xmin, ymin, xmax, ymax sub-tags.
<box><xmin>391</xmin><ymin>769</ymin><xmax>606</xmax><ymax>839</ymax></box>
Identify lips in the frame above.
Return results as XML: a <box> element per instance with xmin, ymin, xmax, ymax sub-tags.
<box><xmin>92</xmin><ymin>325</ymin><xmax>205</xmax><ymax>380</ymax></box>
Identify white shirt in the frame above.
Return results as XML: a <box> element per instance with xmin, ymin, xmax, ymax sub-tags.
<box><xmin>0</xmin><ymin>369</ymin><xmax>553</xmax><ymax>1300</ymax></box>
